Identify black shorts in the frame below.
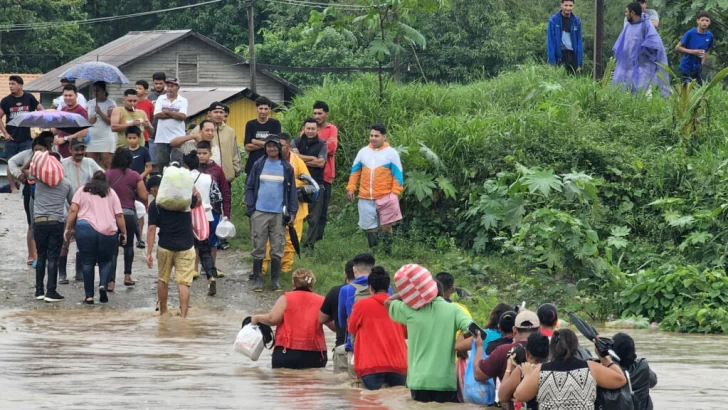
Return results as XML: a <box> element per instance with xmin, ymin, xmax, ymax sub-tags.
<box><xmin>271</xmin><ymin>346</ymin><xmax>327</xmax><ymax>369</ymax></box>
<box><xmin>410</xmin><ymin>390</ymin><xmax>459</xmax><ymax>403</ymax></box>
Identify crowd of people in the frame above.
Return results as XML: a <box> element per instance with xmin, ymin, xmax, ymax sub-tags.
<box><xmin>548</xmin><ymin>1</ymin><xmax>715</xmax><ymax>91</ymax></box>
<box><xmin>251</xmin><ymin>256</ymin><xmax>657</xmax><ymax>408</ymax></box>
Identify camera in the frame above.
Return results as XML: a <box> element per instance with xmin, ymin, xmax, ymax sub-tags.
<box><xmin>508</xmin><ymin>344</ymin><xmax>527</xmax><ymax>365</ymax></box>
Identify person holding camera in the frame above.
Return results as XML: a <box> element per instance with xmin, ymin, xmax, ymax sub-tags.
<box><xmin>513</xmin><ymin>329</ymin><xmax>627</xmax><ymax>409</ymax></box>
<box><xmin>499</xmin><ymin>332</ymin><xmax>550</xmax><ymax>409</ymax></box>
<box><xmin>245</xmin><ymin>135</ymin><xmax>298</xmax><ymax>292</ymax></box>
<box><xmin>473</xmin><ymin>310</ymin><xmax>541</xmax><ymax>384</ymax></box>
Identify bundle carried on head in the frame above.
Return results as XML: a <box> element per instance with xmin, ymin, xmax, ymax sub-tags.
<box><xmin>394</xmin><ymin>264</ymin><xmax>438</xmax><ymax>310</ymax></box>
<box><xmin>30</xmin><ymin>150</ymin><xmax>64</xmax><ymax>187</ymax></box>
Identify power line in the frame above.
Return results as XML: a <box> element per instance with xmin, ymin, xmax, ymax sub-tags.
<box><xmin>260</xmin><ymin>0</ymin><xmax>367</xmax><ymax>10</ymax></box>
<box><xmin>0</xmin><ymin>0</ymin><xmax>224</xmax><ymax>32</ymax></box>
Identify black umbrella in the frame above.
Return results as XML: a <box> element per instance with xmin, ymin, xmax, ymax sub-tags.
<box><xmin>289</xmin><ymin>225</ymin><xmax>301</xmax><ymax>257</ymax></box>
<box><xmin>567</xmin><ymin>312</ymin><xmax>621</xmax><ymax>362</ymax></box>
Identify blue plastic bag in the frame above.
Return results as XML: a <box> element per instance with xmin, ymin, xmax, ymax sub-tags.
<box><xmin>463</xmin><ymin>340</ymin><xmax>496</xmax><ymax>405</ymax></box>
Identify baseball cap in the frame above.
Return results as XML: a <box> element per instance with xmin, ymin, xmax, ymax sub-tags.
<box><xmin>515</xmin><ymin>310</ymin><xmax>540</xmax><ymax>330</ymax></box>
<box><xmin>208</xmin><ymin>101</ymin><xmax>226</xmax><ymax>112</ymax></box>
<box><xmin>165</xmin><ymin>77</ymin><xmax>180</xmax><ymax>85</ymax></box>
<box><xmin>70</xmin><ymin>138</ymin><xmax>87</xmax><ymax>148</ymax></box>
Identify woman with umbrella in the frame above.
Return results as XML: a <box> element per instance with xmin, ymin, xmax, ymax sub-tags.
<box><xmin>86</xmin><ymin>81</ymin><xmax>117</xmax><ymax>169</ymax></box>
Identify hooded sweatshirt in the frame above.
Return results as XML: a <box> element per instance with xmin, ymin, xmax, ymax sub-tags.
<box><xmin>347</xmin><ymin>292</ymin><xmax>408</xmax><ymax>378</ymax></box>
<box><xmin>199</xmin><ymin>161</ymin><xmax>231</xmax><ymax>218</ymax></box>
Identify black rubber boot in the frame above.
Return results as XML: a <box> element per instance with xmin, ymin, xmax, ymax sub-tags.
<box><xmin>252</xmin><ymin>259</ymin><xmax>264</xmax><ymax>292</ymax></box>
<box><xmin>58</xmin><ymin>255</ymin><xmax>69</xmax><ymax>284</ymax></box>
<box><xmin>366</xmin><ymin>232</ymin><xmax>379</xmax><ymax>250</ymax></box>
<box><xmin>270</xmin><ymin>257</ymin><xmax>282</xmax><ymax>292</ymax></box>
<box><xmin>74</xmin><ymin>252</ymin><xmax>83</xmax><ymax>281</ymax></box>
<box><xmin>381</xmin><ymin>232</ymin><xmax>393</xmax><ymax>256</ymax></box>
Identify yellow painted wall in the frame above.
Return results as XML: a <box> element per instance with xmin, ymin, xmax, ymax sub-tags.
<box><xmin>189</xmin><ymin>97</ymin><xmax>258</xmax><ymax>145</ymax></box>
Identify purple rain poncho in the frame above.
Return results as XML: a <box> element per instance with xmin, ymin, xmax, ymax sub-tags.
<box><xmin>613</xmin><ymin>16</ymin><xmax>670</xmax><ymax>96</ymax></box>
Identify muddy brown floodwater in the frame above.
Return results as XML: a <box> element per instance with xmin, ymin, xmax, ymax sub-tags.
<box><xmin>1</xmin><ymin>195</ymin><xmax>726</xmax><ymax>409</ymax></box>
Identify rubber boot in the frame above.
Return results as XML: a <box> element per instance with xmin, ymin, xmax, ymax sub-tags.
<box><xmin>252</xmin><ymin>259</ymin><xmax>264</xmax><ymax>292</ymax></box>
<box><xmin>74</xmin><ymin>252</ymin><xmax>83</xmax><ymax>282</ymax></box>
<box><xmin>58</xmin><ymin>255</ymin><xmax>69</xmax><ymax>284</ymax></box>
<box><xmin>381</xmin><ymin>232</ymin><xmax>393</xmax><ymax>256</ymax></box>
<box><xmin>270</xmin><ymin>257</ymin><xmax>282</xmax><ymax>292</ymax></box>
<box><xmin>366</xmin><ymin>232</ymin><xmax>379</xmax><ymax>250</ymax></box>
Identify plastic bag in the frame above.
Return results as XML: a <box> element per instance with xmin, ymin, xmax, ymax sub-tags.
<box><xmin>191</xmin><ymin>203</ymin><xmax>210</xmax><ymax>241</ymax></box>
<box><xmin>216</xmin><ymin>216</ymin><xmax>236</xmax><ymax>239</ymax></box>
<box><xmin>462</xmin><ymin>340</ymin><xmax>496</xmax><ymax>405</ymax></box>
<box><xmin>134</xmin><ymin>200</ymin><xmax>147</xmax><ymax>218</ymax></box>
<box><xmin>157</xmin><ymin>166</ymin><xmax>194</xmax><ymax>211</ymax></box>
<box><xmin>233</xmin><ymin>323</ymin><xmax>265</xmax><ymax>361</ymax></box>
<box><xmin>30</xmin><ymin>150</ymin><xmax>64</xmax><ymax>187</ymax></box>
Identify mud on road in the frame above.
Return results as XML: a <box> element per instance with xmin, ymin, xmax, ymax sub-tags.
<box><xmin>0</xmin><ymin>194</ymin><xmax>277</xmax><ymax>313</ymax></box>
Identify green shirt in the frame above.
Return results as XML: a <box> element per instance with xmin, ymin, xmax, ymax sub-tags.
<box><xmin>388</xmin><ymin>296</ymin><xmax>472</xmax><ymax>391</ymax></box>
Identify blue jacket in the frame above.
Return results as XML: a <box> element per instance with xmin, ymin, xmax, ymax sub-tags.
<box><xmin>547</xmin><ymin>11</ymin><xmax>583</xmax><ymax>67</ymax></box>
<box><xmin>244</xmin><ymin>156</ymin><xmax>298</xmax><ymax>220</ymax></box>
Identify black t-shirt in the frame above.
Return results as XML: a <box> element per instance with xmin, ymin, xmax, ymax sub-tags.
<box><xmin>562</xmin><ymin>14</ymin><xmax>571</xmax><ymax>33</ymax></box>
<box><xmin>129</xmin><ymin>146</ymin><xmax>151</xmax><ymax>175</ymax></box>
<box><xmin>147</xmin><ymin>198</ymin><xmax>196</xmax><ymax>251</ymax></box>
<box><xmin>486</xmin><ymin>335</ymin><xmax>514</xmax><ymax>355</ymax></box>
<box><xmin>1</xmin><ymin>93</ymin><xmax>40</xmax><ymax>143</ymax></box>
<box><xmin>293</xmin><ymin>136</ymin><xmax>327</xmax><ymax>184</ymax></box>
<box><xmin>321</xmin><ymin>284</ymin><xmax>346</xmax><ymax>346</ymax></box>
<box><xmin>244</xmin><ymin>118</ymin><xmax>282</xmax><ymax>173</ymax></box>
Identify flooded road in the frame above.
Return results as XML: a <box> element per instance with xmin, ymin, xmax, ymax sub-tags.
<box><xmin>0</xmin><ymin>309</ymin><xmax>725</xmax><ymax>410</ymax></box>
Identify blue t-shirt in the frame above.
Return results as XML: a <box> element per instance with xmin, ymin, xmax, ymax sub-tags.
<box><xmin>255</xmin><ymin>159</ymin><xmax>284</xmax><ymax>213</ymax></box>
<box><xmin>679</xmin><ymin>28</ymin><xmax>713</xmax><ymax>73</ymax></box>
<box><xmin>129</xmin><ymin>146</ymin><xmax>151</xmax><ymax>176</ymax></box>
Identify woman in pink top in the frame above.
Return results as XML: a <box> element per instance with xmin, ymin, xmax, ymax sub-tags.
<box><xmin>106</xmin><ymin>147</ymin><xmax>148</xmax><ymax>289</ymax></box>
<box><xmin>64</xmin><ymin>171</ymin><xmax>127</xmax><ymax>304</ymax></box>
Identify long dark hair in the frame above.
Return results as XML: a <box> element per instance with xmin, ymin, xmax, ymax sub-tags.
<box><xmin>486</xmin><ymin>303</ymin><xmax>514</xmax><ymax>330</ymax></box>
<box><xmin>110</xmin><ymin>147</ymin><xmax>132</xmax><ymax>173</ymax></box>
<box><xmin>83</xmin><ymin>171</ymin><xmax>110</xmax><ymax>197</ymax></box>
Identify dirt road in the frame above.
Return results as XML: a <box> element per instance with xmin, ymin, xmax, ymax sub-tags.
<box><xmin>0</xmin><ymin>193</ymin><xmax>276</xmax><ymax>312</ymax></box>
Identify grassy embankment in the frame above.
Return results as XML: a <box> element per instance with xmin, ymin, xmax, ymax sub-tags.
<box><xmin>229</xmin><ymin>65</ymin><xmax>728</xmax><ymax>332</ymax></box>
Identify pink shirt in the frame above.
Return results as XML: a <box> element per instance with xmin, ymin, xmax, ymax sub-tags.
<box><xmin>72</xmin><ymin>188</ymin><xmax>123</xmax><ymax>235</ymax></box>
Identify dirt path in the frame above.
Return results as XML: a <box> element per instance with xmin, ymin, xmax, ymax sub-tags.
<box><xmin>0</xmin><ymin>193</ymin><xmax>277</xmax><ymax>313</ymax></box>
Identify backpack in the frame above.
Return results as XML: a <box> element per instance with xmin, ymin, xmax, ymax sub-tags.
<box><xmin>596</xmin><ymin>369</ymin><xmax>635</xmax><ymax>410</ymax></box>
<box><xmin>352</xmin><ymin>282</ymin><xmax>371</xmax><ymax>305</ymax></box>
<box><xmin>195</xmin><ymin>172</ymin><xmax>224</xmax><ymax>213</ymax></box>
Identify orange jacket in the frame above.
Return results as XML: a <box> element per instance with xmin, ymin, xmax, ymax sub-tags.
<box><xmin>346</xmin><ymin>142</ymin><xmax>404</xmax><ymax>200</ymax></box>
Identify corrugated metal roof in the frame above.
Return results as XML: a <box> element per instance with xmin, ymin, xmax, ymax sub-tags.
<box><xmin>179</xmin><ymin>87</ymin><xmax>248</xmax><ymax>118</ymax></box>
<box><xmin>25</xmin><ymin>30</ymin><xmax>192</xmax><ymax>93</ymax></box>
<box><xmin>25</xmin><ymin>30</ymin><xmax>301</xmax><ymax>95</ymax></box>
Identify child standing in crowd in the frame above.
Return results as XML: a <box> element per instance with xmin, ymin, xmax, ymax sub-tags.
<box><xmin>125</xmin><ymin>126</ymin><xmax>152</xmax><ymax>250</ymax></box>
<box><xmin>197</xmin><ymin>141</ymin><xmax>230</xmax><ymax>278</ymax></box>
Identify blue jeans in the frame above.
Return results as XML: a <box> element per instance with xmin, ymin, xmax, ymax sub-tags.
<box><xmin>681</xmin><ymin>67</ymin><xmax>703</xmax><ymax>85</ymax></box>
<box><xmin>34</xmin><ymin>221</ymin><xmax>64</xmax><ymax>294</ymax></box>
<box><xmin>360</xmin><ymin>372</ymin><xmax>407</xmax><ymax>390</ymax></box>
<box><xmin>148</xmin><ymin>140</ymin><xmax>157</xmax><ymax>166</ymax></box>
<box><xmin>5</xmin><ymin>139</ymin><xmax>31</xmax><ymax>159</ymax></box>
<box><xmin>75</xmin><ymin>220</ymin><xmax>117</xmax><ymax>298</ymax></box>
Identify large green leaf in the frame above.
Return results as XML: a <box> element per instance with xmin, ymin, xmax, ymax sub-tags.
<box><xmin>404</xmin><ymin>171</ymin><xmax>436</xmax><ymax>202</ymax></box>
<box><xmin>397</xmin><ymin>21</ymin><xmax>426</xmax><ymax>49</ymax></box>
<box><xmin>436</xmin><ymin>175</ymin><xmax>456</xmax><ymax>199</ymax></box>
<box><xmin>418</xmin><ymin>142</ymin><xmax>442</xmax><ymax>169</ymax></box>
<box><xmin>521</xmin><ymin>171</ymin><xmax>563</xmax><ymax>196</ymax></box>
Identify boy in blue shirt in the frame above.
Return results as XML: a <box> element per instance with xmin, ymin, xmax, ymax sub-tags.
<box><xmin>676</xmin><ymin>11</ymin><xmax>714</xmax><ymax>85</ymax></box>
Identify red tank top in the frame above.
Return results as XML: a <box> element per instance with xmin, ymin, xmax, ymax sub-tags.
<box><xmin>275</xmin><ymin>290</ymin><xmax>327</xmax><ymax>352</ymax></box>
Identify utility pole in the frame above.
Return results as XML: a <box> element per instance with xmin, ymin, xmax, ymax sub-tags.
<box><xmin>593</xmin><ymin>0</ymin><xmax>605</xmax><ymax>80</ymax></box>
<box><xmin>246</xmin><ymin>0</ymin><xmax>257</xmax><ymax>93</ymax></box>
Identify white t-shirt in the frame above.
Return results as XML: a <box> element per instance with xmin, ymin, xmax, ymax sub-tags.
<box><xmin>53</xmin><ymin>93</ymin><xmax>88</xmax><ymax>110</ymax></box>
<box><xmin>87</xmin><ymin>98</ymin><xmax>117</xmax><ymax>136</ymax></box>
<box><xmin>191</xmin><ymin>169</ymin><xmax>214</xmax><ymax>221</ymax></box>
<box><xmin>153</xmin><ymin>94</ymin><xmax>188</xmax><ymax>144</ymax></box>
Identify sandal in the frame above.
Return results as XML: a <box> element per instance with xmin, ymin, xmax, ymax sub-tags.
<box><xmin>107</xmin><ymin>282</ymin><xmax>115</xmax><ymax>292</ymax></box>
<box><xmin>83</xmin><ymin>297</ymin><xmax>94</xmax><ymax>305</ymax></box>
<box><xmin>124</xmin><ymin>278</ymin><xmax>136</xmax><ymax>287</ymax></box>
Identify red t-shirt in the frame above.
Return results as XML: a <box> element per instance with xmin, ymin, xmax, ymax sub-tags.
<box><xmin>478</xmin><ymin>340</ymin><xmax>526</xmax><ymax>382</ymax></box>
<box><xmin>319</xmin><ymin>124</ymin><xmax>338</xmax><ymax>184</ymax></box>
<box><xmin>58</xmin><ymin>104</ymin><xmax>89</xmax><ymax>158</ymax></box>
<box><xmin>348</xmin><ymin>293</ymin><xmax>408</xmax><ymax>378</ymax></box>
<box><xmin>137</xmin><ymin>99</ymin><xmax>155</xmax><ymax>141</ymax></box>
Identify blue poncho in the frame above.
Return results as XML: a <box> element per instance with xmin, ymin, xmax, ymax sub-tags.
<box><xmin>613</xmin><ymin>16</ymin><xmax>670</xmax><ymax>96</ymax></box>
